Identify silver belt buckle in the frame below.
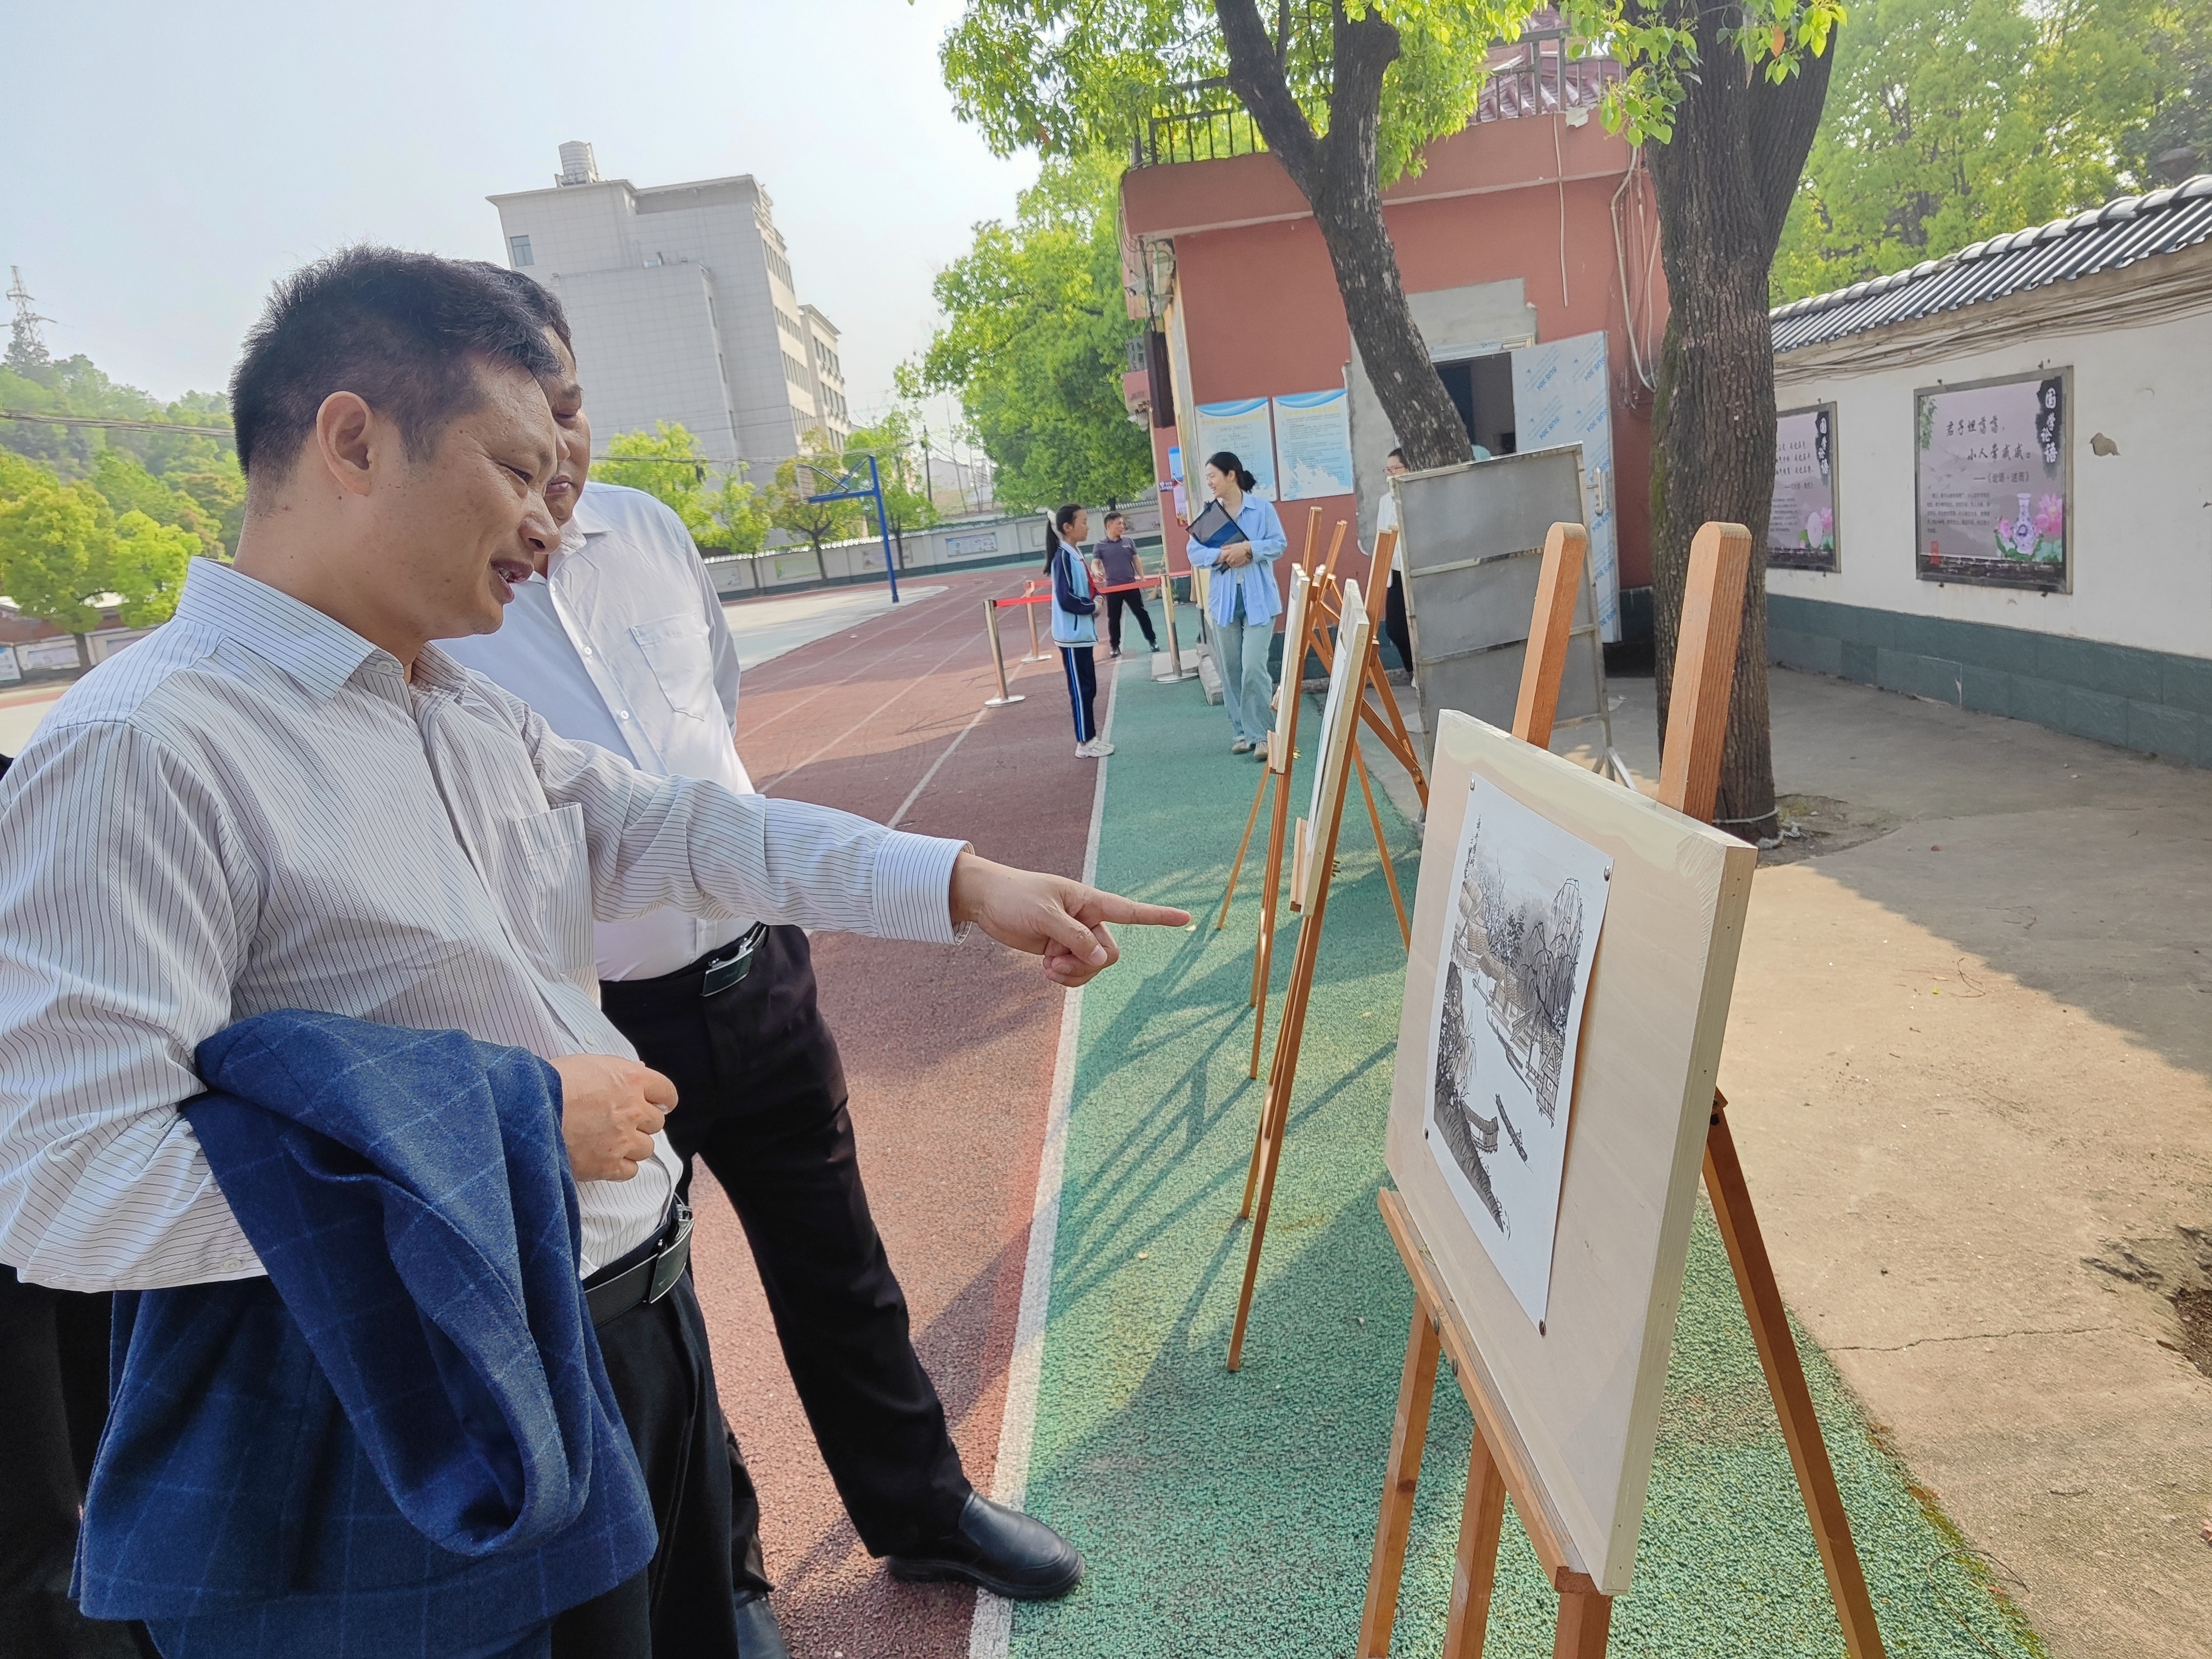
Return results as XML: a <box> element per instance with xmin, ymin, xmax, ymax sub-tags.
<box><xmin>646</xmin><ymin>1200</ymin><xmax>693</xmax><ymax>1305</ymax></box>
<box><xmin>699</xmin><ymin>927</ymin><xmax>763</xmax><ymax>996</ymax></box>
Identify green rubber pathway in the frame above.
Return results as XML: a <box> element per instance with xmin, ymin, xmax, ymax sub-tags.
<box><xmin>1007</xmin><ymin>648</ymin><xmax>2046</xmax><ymax>1658</ymax></box>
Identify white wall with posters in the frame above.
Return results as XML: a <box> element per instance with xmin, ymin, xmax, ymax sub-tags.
<box><xmin>1770</xmin><ymin>307</ymin><xmax>2212</xmax><ymax>661</ymax></box>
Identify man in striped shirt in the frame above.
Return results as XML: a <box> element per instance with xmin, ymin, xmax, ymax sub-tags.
<box><xmin>0</xmin><ymin>248</ymin><xmax>1184</xmax><ymax>1658</ymax></box>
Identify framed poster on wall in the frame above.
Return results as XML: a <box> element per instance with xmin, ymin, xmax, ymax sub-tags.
<box><xmin>1768</xmin><ymin>404</ymin><xmax>1838</xmax><ymax>572</ymax></box>
<box><xmin>1272</xmin><ymin>388</ymin><xmax>1354</xmax><ymax>500</ymax></box>
<box><xmin>1914</xmin><ymin>370</ymin><xmax>2070</xmax><ymax>592</ymax></box>
<box><xmin>1193</xmin><ymin>398</ymin><xmax>1279</xmax><ymax>499</ymax></box>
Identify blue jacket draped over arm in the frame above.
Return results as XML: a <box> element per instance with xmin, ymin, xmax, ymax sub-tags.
<box><xmin>78</xmin><ymin>1010</ymin><xmax>653</xmax><ymax>1657</ymax></box>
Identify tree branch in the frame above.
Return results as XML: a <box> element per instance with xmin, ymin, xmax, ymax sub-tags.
<box><xmin>1216</xmin><ymin>0</ymin><xmax>1320</xmax><ymax>194</ymax></box>
<box><xmin>1746</xmin><ymin>44</ymin><xmax>1837</xmax><ymax>253</ymax></box>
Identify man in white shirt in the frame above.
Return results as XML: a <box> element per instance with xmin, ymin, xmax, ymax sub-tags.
<box><xmin>0</xmin><ymin>249</ymin><xmax>1184</xmax><ymax>1659</ymax></box>
<box><xmin>446</xmin><ymin>277</ymin><xmax>1089</xmax><ymax>1654</ymax></box>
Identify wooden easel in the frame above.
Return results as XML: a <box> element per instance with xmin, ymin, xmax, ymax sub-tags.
<box><xmin>1225</xmin><ymin>581</ymin><xmax>1375</xmax><ymax>1371</ymax></box>
<box><xmin>1357</xmin><ymin>522</ymin><xmax>1887</xmax><ymax>1659</ymax></box>
<box><xmin>1218</xmin><ymin>515</ymin><xmax>1405</xmax><ymax>1078</ymax></box>
<box><xmin>1216</xmin><ymin>557</ymin><xmax>1316</xmax><ymax>1081</ymax></box>
<box><xmin>1298</xmin><ymin>524</ymin><xmax>1412</xmax><ymax>947</ymax></box>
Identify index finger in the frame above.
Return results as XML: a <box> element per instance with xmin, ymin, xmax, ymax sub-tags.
<box><xmin>637</xmin><ymin>1065</ymin><xmax>680</xmax><ymax>1109</ymax></box>
<box><xmin>1077</xmin><ymin>890</ymin><xmax>1192</xmax><ymax>929</ymax></box>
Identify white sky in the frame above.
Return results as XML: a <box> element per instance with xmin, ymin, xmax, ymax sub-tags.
<box><xmin>4</xmin><ymin>0</ymin><xmax>1035</xmax><ymax>447</ymax></box>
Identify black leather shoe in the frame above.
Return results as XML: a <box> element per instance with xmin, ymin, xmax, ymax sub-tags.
<box><xmin>733</xmin><ymin>1589</ymin><xmax>792</xmax><ymax>1659</ymax></box>
<box><xmin>886</xmin><ymin>1493</ymin><xmax>1085</xmax><ymax>1600</ymax></box>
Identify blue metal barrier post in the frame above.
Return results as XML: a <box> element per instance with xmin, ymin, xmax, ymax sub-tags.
<box><xmin>806</xmin><ymin>455</ymin><xmax>900</xmax><ymax>603</ymax></box>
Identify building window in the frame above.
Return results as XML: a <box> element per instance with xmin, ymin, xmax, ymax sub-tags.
<box><xmin>509</xmin><ymin>235</ymin><xmax>534</xmax><ymax>268</ymax></box>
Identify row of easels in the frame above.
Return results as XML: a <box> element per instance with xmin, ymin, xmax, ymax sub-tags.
<box><xmin>1215</xmin><ymin>508</ymin><xmax>1434</xmax><ymax>1369</ymax></box>
<box><xmin>1216</xmin><ymin>508</ymin><xmax>1422</xmax><ymax>1082</ymax></box>
<box><xmin>1354</xmin><ymin>522</ymin><xmax>1889</xmax><ymax>1659</ymax></box>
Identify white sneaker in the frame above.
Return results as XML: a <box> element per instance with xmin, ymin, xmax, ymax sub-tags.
<box><xmin>1081</xmin><ymin>738</ymin><xmax>1116</xmax><ymax>758</ymax></box>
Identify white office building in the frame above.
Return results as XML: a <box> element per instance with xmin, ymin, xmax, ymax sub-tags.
<box><xmin>489</xmin><ymin>142</ymin><xmax>850</xmax><ymax>470</ymax></box>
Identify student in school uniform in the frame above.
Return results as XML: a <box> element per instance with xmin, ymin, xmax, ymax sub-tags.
<box><xmin>1047</xmin><ymin>503</ymin><xmax>1114</xmax><ymax>758</ymax></box>
<box><xmin>1088</xmin><ymin>510</ymin><xmax>1157</xmax><ymax>658</ymax></box>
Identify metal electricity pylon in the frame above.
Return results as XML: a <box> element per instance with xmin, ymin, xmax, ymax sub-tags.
<box><xmin>7</xmin><ymin>267</ymin><xmax>56</xmax><ymax>373</ymax></box>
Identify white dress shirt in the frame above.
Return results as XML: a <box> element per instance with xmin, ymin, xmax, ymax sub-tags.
<box><xmin>0</xmin><ymin>558</ymin><xmax>966</xmax><ymax>1289</ymax></box>
<box><xmin>442</xmin><ymin>482</ymin><xmax>757</xmax><ymax>981</ymax></box>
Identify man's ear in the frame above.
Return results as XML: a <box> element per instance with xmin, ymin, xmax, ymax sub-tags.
<box><xmin>313</xmin><ymin>392</ymin><xmax>378</xmax><ymax>500</ymax></box>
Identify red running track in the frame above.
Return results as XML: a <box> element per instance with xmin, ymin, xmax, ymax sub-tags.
<box><xmin>693</xmin><ymin>568</ymin><xmax>1100</xmax><ymax>1656</ymax></box>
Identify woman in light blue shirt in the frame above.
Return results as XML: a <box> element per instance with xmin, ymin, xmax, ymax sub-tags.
<box><xmin>1185</xmin><ymin>451</ymin><xmax>1288</xmax><ymax>758</ymax></box>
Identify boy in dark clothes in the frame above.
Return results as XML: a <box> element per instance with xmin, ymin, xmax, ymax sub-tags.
<box><xmin>1089</xmin><ymin>511</ymin><xmax>1158</xmax><ymax>658</ymax></box>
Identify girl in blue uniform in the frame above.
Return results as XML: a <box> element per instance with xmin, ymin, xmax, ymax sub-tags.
<box><xmin>1047</xmin><ymin>503</ymin><xmax>1114</xmax><ymax>758</ymax></box>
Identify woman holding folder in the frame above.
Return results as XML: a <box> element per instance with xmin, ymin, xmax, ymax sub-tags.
<box><xmin>1186</xmin><ymin>451</ymin><xmax>1287</xmax><ymax>758</ymax></box>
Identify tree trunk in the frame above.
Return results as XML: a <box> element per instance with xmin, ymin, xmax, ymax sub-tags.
<box><xmin>1647</xmin><ymin>13</ymin><xmax>1835</xmax><ymax>840</ymax></box>
<box><xmin>1217</xmin><ymin>0</ymin><xmax>1471</xmax><ymax>472</ymax></box>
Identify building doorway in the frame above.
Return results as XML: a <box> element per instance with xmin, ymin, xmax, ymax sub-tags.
<box><xmin>1435</xmin><ymin>353</ymin><xmax>1516</xmax><ymax>456</ymax></box>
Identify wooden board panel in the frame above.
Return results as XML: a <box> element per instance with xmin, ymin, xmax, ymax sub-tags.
<box><xmin>1296</xmin><ymin>579</ymin><xmax>1372</xmax><ymax>913</ymax></box>
<box><xmin>1271</xmin><ymin>564</ymin><xmax>1313</xmax><ymax>772</ymax></box>
<box><xmin>1384</xmin><ymin>711</ymin><xmax>1757</xmax><ymax>1593</ymax></box>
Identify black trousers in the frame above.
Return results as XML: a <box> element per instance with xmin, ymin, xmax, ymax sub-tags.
<box><xmin>0</xmin><ymin>1267</ymin><xmax>150</xmax><ymax>1658</ymax></box>
<box><xmin>1105</xmin><ymin>590</ymin><xmax>1156</xmax><ymax>652</ymax></box>
<box><xmin>599</xmin><ymin>927</ymin><xmax>972</xmax><ymax>1561</ymax></box>
<box><xmin>551</xmin><ymin>1265</ymin><xmax>752</xmax><ymax>1659</ymax></box>
<box><xmin>1384</xmin><ymin>569</ymin><xmax>1413</xmax><ymax>675</ymax></box>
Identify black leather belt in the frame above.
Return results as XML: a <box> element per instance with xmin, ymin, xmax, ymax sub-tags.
<box><xmin>585</xmin><ymin>1198</ymin><xmax>693</xmax><ymax>1328</ymax></box>
<box><xmin>699</xmin><ymin>922</ymin><xmax>770</xmax><ymax>996</ymax></box>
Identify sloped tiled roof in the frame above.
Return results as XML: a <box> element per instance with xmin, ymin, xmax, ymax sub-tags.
<box><xmin>1771</xmin><ymin>174</ymin><xmax>2212</xmax><ymax>353</ymax></box>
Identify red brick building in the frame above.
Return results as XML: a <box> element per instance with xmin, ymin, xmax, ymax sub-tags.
<box><xmin>1120</xmin><ymin>33</ymin><xmax>1668</xmax><ymax>642</ymax></box>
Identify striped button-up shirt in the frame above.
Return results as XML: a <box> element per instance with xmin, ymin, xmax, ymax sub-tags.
<box><xmin>0</xmin><ymin>558</ymin><xmax>965</xmax><ymax>1289</ymax></box>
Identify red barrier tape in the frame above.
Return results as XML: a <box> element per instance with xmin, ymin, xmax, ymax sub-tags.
<box><xmin>993</xmin><ymin>574</ymin><xmax>1169</xmax><ymax>609</ymax></box>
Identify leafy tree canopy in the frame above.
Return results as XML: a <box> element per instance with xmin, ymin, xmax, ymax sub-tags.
<box><xmin>595</xmin><ymin>421</ymin><xmax>771</xmax><ymax>555</ymax></box>
<box><xmin>940</xmin><ymin>1</ymin><xmax>1839</xmax><ymax>175</ymax></box>
<box><xmin>1773</xmin><ymin>0</ymin><xmax>2205</xmax><ymax>301</ymax></box>
<box><xmin>1</xmin><ymin>349</ymin><xmax>245</xmax><ymax>557</ymax></box>
<box><xmin>841</xmin><ymin>411</ymin><xmax>941</xmax><ymax>534</ymax></box>
<box><xmin>0</xmin><ymin>452</ymin><xmax>193</xmax><ymax>639</ymax></box>
<box><xmin>903</xmin><ymin>152</ymin><xmax>1156</xmax><ymax>513</ymax></box>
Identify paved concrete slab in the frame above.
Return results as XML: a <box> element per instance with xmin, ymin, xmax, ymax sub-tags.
<box><xmin>723</xmin><ymin>583</ymin><xmax>947</xmax><ymax>670</ymax></box>
<box><xmin>1640</xmin><ymin>667</ymin><xmax>2211</xmax><ymax>1659</ymax></box>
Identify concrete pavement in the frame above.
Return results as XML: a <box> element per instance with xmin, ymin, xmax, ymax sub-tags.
<box><xmin>1624</xmin><ymin>666</ymin><xmax>2211</xmax><ymax>1659</ymax></box>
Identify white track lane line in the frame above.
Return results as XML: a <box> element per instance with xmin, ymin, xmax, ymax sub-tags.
<box><xmin>968</xmin><ymin>651</ymin><xmax>1122</xmax><ymax>1659</ymax></box>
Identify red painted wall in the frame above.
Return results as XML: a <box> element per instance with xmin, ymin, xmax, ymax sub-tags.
<box><xmin>1127</xmin><ymin>119</ymin><xmax>1668</xmax><ymax>608</ymax></box>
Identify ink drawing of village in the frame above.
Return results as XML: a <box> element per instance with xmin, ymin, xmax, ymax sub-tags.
<box><xmin>1423</xmin><ymin>776</ymin><xmax>1612</xmax><ymax>1326</ymax></box>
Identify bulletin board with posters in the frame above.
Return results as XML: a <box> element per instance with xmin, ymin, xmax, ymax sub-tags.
<box><xmin>1768</xmin><ymin>404</ymin><xmax>1838</xmax><ymax>572</ymax></box>
<box><xmin>1915</xmin><ymin>369</ymin><xmax>2071</xmax><ymax>592</ymax></box>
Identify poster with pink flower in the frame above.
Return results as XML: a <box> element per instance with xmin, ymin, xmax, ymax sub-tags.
<box><xmin>1769</xmin><ymin>406</ymin><xmax>1839</xmax><ymax>572</ymax></box>
<box><xmin>1915</xmin><ymin>371</ymin><xmax>2071</xmax><ymax>591</ymax></box>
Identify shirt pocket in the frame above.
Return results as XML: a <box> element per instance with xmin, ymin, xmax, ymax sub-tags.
<box><xmin>630</xmin><ymin>612</ymin><xmax>716</xmax><ymax>723</ymax></box>
<box><xmin>498</xmin><ymin>804</ymin><xmax>597</xmax><ymax>997</ymax></box>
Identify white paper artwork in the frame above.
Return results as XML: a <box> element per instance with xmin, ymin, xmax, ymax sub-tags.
<box><xmin>1422</xmin><ymin>776</ymin><xmax>1613</xmax><ymax>1327</ymax></box>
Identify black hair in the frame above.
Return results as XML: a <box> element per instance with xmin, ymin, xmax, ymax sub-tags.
<box><xmin>1387</xmin><ymin>446</ymin><xmax>1406</xmax><ymax>464</ymax></box>
<box><xmin>1205</xmin><ymin>451</ymin><xmax>1257</xmax><ymax>492</ymax></box>
<box><xmin>230</xmin><ymin>246</ymin><xmax>564</xmax><ymax>488</ymax></box>
<box><xmin>474</xmin><ymin>261</ymin><xmax>573</xmax><ymax>352</ymax></box>
<box><xmin>1103</xmin><ymin>509</ymin><xmax>1125</xmax><ymax>528</ymax></box>
<box><xmin>1042</xmin><ymin>501</ymin><xmax>1084</xmax><ymax>568</ymax></box>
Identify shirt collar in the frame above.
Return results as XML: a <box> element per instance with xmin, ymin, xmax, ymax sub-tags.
<box><xmin>172</xmin><ymin>557</ymin><xmax>389</xmax><ymax>703</ymax></box>
<box><xmin>545</xmin><ymin>484</ymin><xmax>613</xmax><ymax>579</ymax></box>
